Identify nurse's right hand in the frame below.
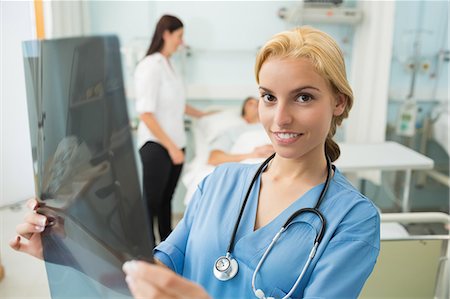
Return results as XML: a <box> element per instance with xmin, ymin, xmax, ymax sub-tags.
<box><xmin>123</xmin><ymin>260</ymin><xmax>210</xmax><ymax>299</ymax></box>
<box><xmin>168</xmin><ymin>147</ymin><xmax>185</xmax><ymax>165</ymax></box>
<box><xmin>9</xmin><ymin>198</ymin><xmax>45</xmax><ymax>260</ymax></box>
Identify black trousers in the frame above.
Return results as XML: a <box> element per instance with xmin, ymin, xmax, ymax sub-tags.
<box><xmin>139</xmin><ymin>141</ymin><xmax>183</xmax><ymax>244</ymax></box>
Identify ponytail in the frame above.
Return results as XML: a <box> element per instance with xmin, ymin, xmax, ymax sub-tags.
<box><xmin>325</xmin><ymin>136</ymin><xmax>340</xmax><ymax>162</ymax></box>
<box><xmin>325</xmin><ymin>109</ymin><xmax>342</xmax><ymax>162</ymax></box>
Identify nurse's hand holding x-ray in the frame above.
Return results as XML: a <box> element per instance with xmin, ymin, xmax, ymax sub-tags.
<box><xmin>122</xmin><ymin>260</ymin><xmax>210</xmax><ymax>299</ymax></box>
<box><xmin>10</xmin><ymin>198</ymin><xmax>210</xmax><ymax>299</ymax></box>
<box><xmin>9</xmin><ymin>198</ymin><xmax>210</xmax><ymax>299</ymax></box>
<box><xmin>10</xmin><ymin>198</ymin><xmax>45</xmax><ymax>260</ymax></box>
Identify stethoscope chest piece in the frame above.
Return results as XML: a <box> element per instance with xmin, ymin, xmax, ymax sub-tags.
<box><xmin>213</xmin><ymin>255</ymin><xmax>239</xmax><ymax>281</ymax></box>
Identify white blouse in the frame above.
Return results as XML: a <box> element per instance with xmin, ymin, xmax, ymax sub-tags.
<box><xmin>134</xmin><ymin>52</ymin><xmax>186</xmax><ymax>149</ymax></box>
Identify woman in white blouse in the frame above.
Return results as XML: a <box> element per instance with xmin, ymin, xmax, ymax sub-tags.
<box><xmin>134</xmin><ymin>15</ymin><xmax>206</xmax><ymax>244</ymax></box>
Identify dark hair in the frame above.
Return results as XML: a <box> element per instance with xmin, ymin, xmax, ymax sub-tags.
<box><xmin>241</xmin><ymin>96</ymin><xmax>256</xmax><ymax>117</ymax></box>
<box><xmin>145</xmin><ymin>15</ymin><xmax>183</xmax><ymax>57</ymax></box>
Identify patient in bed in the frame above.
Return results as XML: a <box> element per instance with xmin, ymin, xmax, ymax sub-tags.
<box><xmin>207</xmin><ymin>97</ymin><xmax>274</xmax><ymax>165</ymax></box>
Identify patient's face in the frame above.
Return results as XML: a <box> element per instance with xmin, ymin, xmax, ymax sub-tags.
<box><xmin>244</xmin><ymin>98</ymin><xmax>259</xmax><ymax>122</ymax></box>
<box><xmin>257</xmin><ymin>57</ymin><xmax>345</xmax><ymax>161</ymax></box>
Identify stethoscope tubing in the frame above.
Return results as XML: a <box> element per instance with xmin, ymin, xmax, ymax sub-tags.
<box><xmin>226</xmin><ymin>153</ymin><xmax>276</xmax><ymax>254</ymax></box>
<box><xmin>227</xmin><ymin>153</ymin><xmax>331</xmax><ymax>255</ymax></box>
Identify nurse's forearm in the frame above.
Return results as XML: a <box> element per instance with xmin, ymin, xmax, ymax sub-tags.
<box><xmin>185</xmin><ymin>104</ymin><xmax>205</xmax><ymax>118</ymax></box>
<box><xmin>139</xmin><ymin>112</ymin><xmax>178</xmax><ymax>152</ymax></box>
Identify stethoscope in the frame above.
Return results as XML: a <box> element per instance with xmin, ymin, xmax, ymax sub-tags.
<box><xmin>213</xmin><ymin>153</ymin><xmax>334</xmax><ymax>299</ymax></box>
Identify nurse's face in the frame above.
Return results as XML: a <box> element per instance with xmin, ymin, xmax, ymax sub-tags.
<box><xmin>257</xmin><ymin>57</ymin><xmax>346</xmax><ymax>161</ymax></box>
<box><xmin>164</xmin><ymin>27</ymin><xmax>184</xmax><ymax>54</ymax></box>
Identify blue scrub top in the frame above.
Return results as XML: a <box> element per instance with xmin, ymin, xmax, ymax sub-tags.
<box><xmin>154</xmin><ymin>163</ymin><xmax>380</xmax><ymax>299</ymax></box>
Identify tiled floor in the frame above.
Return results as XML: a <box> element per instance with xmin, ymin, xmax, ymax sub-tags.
<box><xmin>0</xmin><ymin>202</ymin><xmax>51</xmax><ymax>298</ymax></box>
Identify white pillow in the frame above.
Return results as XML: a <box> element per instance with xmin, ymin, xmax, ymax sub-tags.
<box><xmin>197</xmin><ymin>109</ymin><xmax>245</xmax><ymax>143</ymax></box>
<box><xmin>190</xmin><ymin>108</ymin><xmax>244</xmax><ymax>165</ymax></box>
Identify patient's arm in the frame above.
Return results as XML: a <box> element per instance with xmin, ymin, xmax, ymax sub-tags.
<box><xmin>207</xmin><ymin>145</ymin><xmax>274</xmax><ymax>166</ymax></box>
<box><xmin>207</xmin><ymin>150</ymin><xmax>253</xmax><ymax>166</ymax></box>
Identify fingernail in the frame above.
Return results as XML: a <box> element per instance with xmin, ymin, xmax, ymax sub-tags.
<box><xmin>40</xmin><ymin>217</ymin><xmax>47</xmax><ymax>226</ymax></box>
<box><xmin>28</xmin><ymin>199</ymin><xmax>38</xmax><ymax>210</ymax></box>
<box><xmin>125</xmin><ymin>275</ymin><xmax>134</xmax><ymax>285</ymax></box>
<box><xmin>35</xmin><ymin>226</ymin><xmax>44</xmax><ymax>232</ymax></box>
<box><xmin>10</xmin><ymin>235</ymin><xmax>20</xmax><ymax>244</ymax></box>
<box><xmin>123</xmin><ymin>260</ymin><xmax>137</xmax><ymax>273</ymax></box>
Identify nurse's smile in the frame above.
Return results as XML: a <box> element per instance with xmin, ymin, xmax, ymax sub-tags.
<box><xmin>272</xmin><ymin>131</ymin><xmax>304</xmax><ymax>145</ymax></box>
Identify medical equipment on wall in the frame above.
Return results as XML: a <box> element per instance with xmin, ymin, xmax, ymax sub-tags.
<box><xmin>396</xmin><ymin>101</ymin><xmax>418</xmax><ymax>137</ymax></box>
<box><xmin>278</xmin><ymin>1</ymin><xmax>363</xmax><ymax>25</ymax></box>
<box><xmin>394</xmin><ymin>0</ymin><xmax>446</xmax><ymax>138</ymax></box>
<box><xmin>395</xmin><ymin>27</ymin><xmax>422</xmax><ymax>137</ymax></box>
<box><xmin>213</xmin><ymin>153</ymin><xmax>333</xmax><ymax>299</ymax></box>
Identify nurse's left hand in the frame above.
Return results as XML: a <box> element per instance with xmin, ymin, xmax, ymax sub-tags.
<box><xmin>123</xmin><ymin>260</ymin><xmax>211</xmax><ymax>299</ymax></box>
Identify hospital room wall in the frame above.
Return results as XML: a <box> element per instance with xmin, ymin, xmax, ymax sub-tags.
<box><xmin>86</xmin><ymin>0</ymin><xmax>446</xmax><ymax>120</ymax></box>
<box><xmin>86</xmin><ymin>0</ymin><xmax>357</xmax><ymax>113</ymax></box>
<box><xmin>0</xmin><ymin>2</ymin><xmax>36</xmax><ymax>207</ymax></box>
<box><xmin>78</xmin><ymin>0</ymin><xmax>450</xmax><ymax>105</ymax></box>
<box><xmin>88</xmin><ymin>1</ymin><xmax>291</xmax><ymax>89</ymax></box>
<box><xmin>388</xmin><ymin>0</ymin><xmax>448</xmax><ymax>102</ymax></box>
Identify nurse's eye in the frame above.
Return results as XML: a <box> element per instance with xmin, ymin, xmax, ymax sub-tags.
<box><xmin>295</xmin><ymin>93</ymin><xmax>313</xmax><ymax>103</ymax></box>
<box><xmin>261</xmin><ymin>93</ymin><xmax>276</xmax><ymax>103</ymax></box>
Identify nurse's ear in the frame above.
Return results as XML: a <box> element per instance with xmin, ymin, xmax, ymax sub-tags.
<box><xmin>162</xmin><ymin>30</ymin><xmax>171</xmax><ymax>42</ymax></box>
<box><xmin>333</xmin><ymin>93</ymin><xmax>347</xmax><ymax>117</ymax></box>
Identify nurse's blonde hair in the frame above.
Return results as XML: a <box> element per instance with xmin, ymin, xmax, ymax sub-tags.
<box><xmin>255</xmin><ymin>26</ymin><xmax>353</xmax><ymax>162</ymax></box>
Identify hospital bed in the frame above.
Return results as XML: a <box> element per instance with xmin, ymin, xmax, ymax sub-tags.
<box><xmin>360</xmin><ymin>212</ymin><xmax>449</xmax><ymax>299</ymax></box>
